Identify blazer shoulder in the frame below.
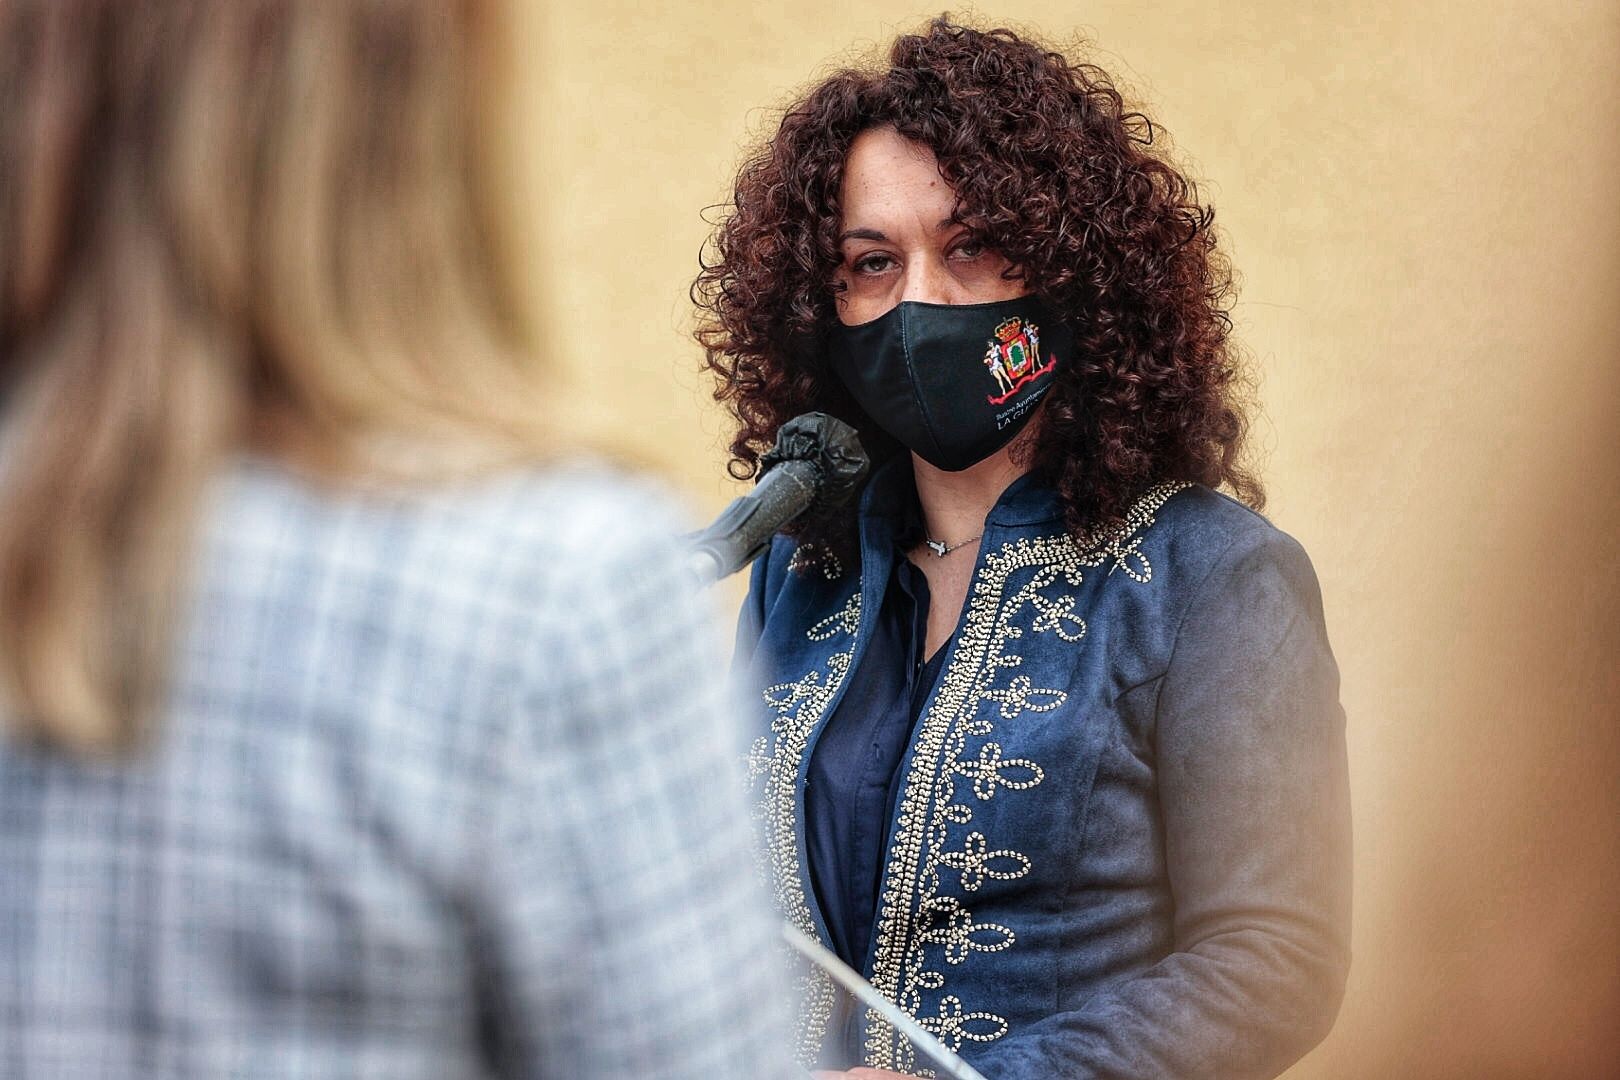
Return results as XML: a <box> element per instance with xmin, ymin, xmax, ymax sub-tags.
<box><xmin>1151</xmin><ymin>483</ymin><xmax>1305</xmax><ymax>555</ymax></box>
<box><xmin>1139</xmin><ymin>484</ymin><xmax>1321</xmax><ymax>604</ymax></box>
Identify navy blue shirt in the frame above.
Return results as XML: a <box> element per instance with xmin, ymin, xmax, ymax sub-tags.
<box><xmin>804</xmin><ymin>554</ymin><xmax>947</xmax><ymax>977</ymax></box>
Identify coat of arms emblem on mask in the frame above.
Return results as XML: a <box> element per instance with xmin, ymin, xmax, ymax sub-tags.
<box><xmin>984</xmin><ymin>316</ymin><xmax>1057</xmax><ymax>405</ymax></box>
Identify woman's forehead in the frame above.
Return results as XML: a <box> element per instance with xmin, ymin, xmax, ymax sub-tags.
<box><xmin>837</xmin><ymin>127</ymin><xmax>957</xmax><ymax>235</ymax></box>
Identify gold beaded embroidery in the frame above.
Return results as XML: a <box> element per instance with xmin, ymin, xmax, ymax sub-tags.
<box><xmin>861</xmin><ymin>481</ymin><xmax>1190</xmax><ymax>1072</ymax></box>
<box><xmin>755</xmin><ymin>588</ymin><xmax>862</xmax><ymax>1066</ymax></box>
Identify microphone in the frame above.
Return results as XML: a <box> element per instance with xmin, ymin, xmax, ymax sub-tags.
<box><xmin>686</xmin><ymin>413</ymin><xmax>869</xmax><ymax>586</ymax></box>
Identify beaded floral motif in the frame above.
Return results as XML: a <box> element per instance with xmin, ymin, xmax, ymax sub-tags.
<box><xmin>787</xmin><ymin>542</ymin><xmax>846</xmax><ymax>581</ymax></box>
<box><xmin>755</xmin><ymin>590</ymin><xmax>861</xmax><ymax>1065</ymax></box>
<box><xmin>921</xmin><ymin>994</ymin><xmax>1008</xmax><ymax>1052</ymax></box>
<box><xmin>952</xmin><ymin>741</ymin><xmax>1044</xmax><ymax>801</ymax></box>
<box><xmin>934</xmin><ymin>832</ymin><xmax>1032</xmax><ymax>893</ymax></box>
<box><xmin>861</xmin><ymin>482</ymin><xmax>1190</xmax><ymax>1073</ymax></box>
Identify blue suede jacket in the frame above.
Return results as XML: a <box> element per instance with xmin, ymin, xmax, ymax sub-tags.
<box><xmin>737</xmin><ymin>462</ymin><xmax>1351</xmax><ymax>1079</ymax></box>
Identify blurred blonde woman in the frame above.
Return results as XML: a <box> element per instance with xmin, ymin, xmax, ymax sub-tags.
<box><xmin>0</xmin><ymin>2</ymin><xmax>793</xmax><ymax>1077</ymax></box>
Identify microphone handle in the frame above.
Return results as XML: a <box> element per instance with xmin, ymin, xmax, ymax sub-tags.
<box><xmin>686</xmin><ymin>459</ymin><xmax>819</xmax><ymax>586</ymax></box>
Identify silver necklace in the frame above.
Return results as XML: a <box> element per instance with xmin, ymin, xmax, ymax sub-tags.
<box><xmin>923</xmin><ymin>534</ymin><xmax>981</xmax><ymax>557</ymax></box>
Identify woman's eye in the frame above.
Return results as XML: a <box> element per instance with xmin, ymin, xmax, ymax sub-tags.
<box><xmin>953</xmin><ymin>238</ymin><xmax>986</xmax><ymax>259</ymax></box>
<box><xmin>852</xmin><ymin>253</ymin><xmax>896</xmax><ymax>275</ymax></box>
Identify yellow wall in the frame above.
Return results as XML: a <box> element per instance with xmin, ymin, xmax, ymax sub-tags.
<box><xmin>497</xmin><ymin>3</ymin><xmax>1620</xmax><ymax>1074</ymax></box>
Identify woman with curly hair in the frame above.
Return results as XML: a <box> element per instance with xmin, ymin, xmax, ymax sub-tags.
<box><xmin>695</xmin><ymin>17</ymin><xmax>1352</xmax><ymax>1080</ymax></box>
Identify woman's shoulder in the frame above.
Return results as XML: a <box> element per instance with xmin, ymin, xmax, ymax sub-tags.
<box><xmin>1142</xmin><ymin>483</ymin><xmax>1327</xmax><ymax>631</ymax></box>
<box><xmin>213</xmin><ymin>454</ymin><xmax>698</xmax><ymax>632</ymax></box>
<box><xmin>426</xmin><ymin>457</ymin><xmax>695</xmax><ymax>567</ymax></box>
<box><xmin>1142</xmin><ymin>482</ymin><xmax>1314</xmax><ymax>573</ymax></box>
<box><xmin>236</xmin><ymin>451</ymin><xmax>686</xmax><ymax>541</ymax></box>
<box><xmin>1070</xmin><ymin>481</ymin><xmax>1326</xmax><ymax>637</ymax></box>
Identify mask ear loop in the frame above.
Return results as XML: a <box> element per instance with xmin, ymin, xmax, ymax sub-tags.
<box><xmin>897</xmin><ymin>302</ymin><xmax>949</xmax><ymax>466</ymax></box>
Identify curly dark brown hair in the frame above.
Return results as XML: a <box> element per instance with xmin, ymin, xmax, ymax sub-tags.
<box><xmin>693</xmin><ymin>16</ymin><xmax>1262</xmax><ymax>548</ymax></box>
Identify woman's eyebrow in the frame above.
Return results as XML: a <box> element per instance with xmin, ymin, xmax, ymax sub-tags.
<box><xmin>838</xmin><ymin>218</ymin><xmax>962</xmax><ymax>243</ymax></box>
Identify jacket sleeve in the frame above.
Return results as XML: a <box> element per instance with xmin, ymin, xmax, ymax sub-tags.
<box><xmin>972</xmin><ymin>525</ymin><xmax>1353</xmax><ymax>1080</ymax></box>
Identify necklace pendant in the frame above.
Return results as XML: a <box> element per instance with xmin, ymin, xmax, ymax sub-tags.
<box><xmin>925</xmin><ymin>539</ymin><xmax>948</xmax><ymax>557</ymax></box>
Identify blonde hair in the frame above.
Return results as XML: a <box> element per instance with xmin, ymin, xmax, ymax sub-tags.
<box><xmin>0</xmin><ymin>0</ymin><xmax>552</xmax><ymax>752</ymax></box>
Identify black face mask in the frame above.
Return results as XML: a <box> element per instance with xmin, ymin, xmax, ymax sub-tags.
<box><xmin>824</xmin><ymin>295</ymin><xmax>1072</xmax><ymax>472</ymax></box>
